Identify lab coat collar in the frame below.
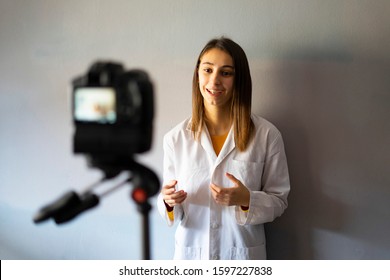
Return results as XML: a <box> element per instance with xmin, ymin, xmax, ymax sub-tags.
<box><xmin>186</xmin><ymin>120</ymin><xmax>235</xmax><ymax>166</ymax></box>
<box><xmin>216</xmin><ymin>127</ymin><xmax>235</xmax><ymax>166</ymax></box>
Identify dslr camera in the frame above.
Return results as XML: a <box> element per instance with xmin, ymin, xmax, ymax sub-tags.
<box><xmin>72</xmin><ymin>61</ymin><xmax>154</xmax><ymax>172</ymax></box>
<box><xmin>34</xmin><ymin>61</ymin><xmax>159</xmax><ymax>236</ymax></box>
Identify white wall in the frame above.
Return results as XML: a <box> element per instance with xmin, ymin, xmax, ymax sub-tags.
<box><xmin>0</xmin><ymin>0</ymin><xmax>389</xmax><ymax>259</ymax></box>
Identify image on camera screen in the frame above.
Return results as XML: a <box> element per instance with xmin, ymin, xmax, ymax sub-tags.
<box><xmin>74</xmin><ymin>87</ymin><xmax>116</xmax><ymax>123</ymax></box>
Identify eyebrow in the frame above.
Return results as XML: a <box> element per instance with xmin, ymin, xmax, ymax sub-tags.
<box><xmin>201</xmin><ymin>62</ymin><xmax>234</xmax><ymax>69</ymax></box>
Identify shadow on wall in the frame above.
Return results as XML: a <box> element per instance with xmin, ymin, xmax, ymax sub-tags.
<box><xmin>255</xmin><ymin>58</ymin><xmax>390</xmax><ymax>259</ymax></box>
<box><xmin>265</xmin><ymin>126</ymin><xmax>345</xmax><ymax>259</ymax></box>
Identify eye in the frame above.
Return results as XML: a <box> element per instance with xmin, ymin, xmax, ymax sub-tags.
<box><xmin>221</xmin><ymin>70</ymin><xmax>234</xmax><ymax>77</ymax></box>
<box><xmin>203</xmin><ymin>68</ymin><xmax>212</xmax><ymax>73</ymax></box>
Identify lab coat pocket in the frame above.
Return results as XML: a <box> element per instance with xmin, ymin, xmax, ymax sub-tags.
<box><xmin>229</xmin><ymin>160</ymin><xmax>264</xmax><ymax>191</ymax></box>
<box><xmin>173</xmin><ymin>243</ymin><xmax>202</xmax><ymax>260</ymax></box>
<box><xmin>229</xmin><ymin>243</ymin><xmax>266</xmax><ymax>260</ymax></box>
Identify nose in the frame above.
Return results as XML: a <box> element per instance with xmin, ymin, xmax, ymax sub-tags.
<box><xmin>209</xmin><ymin>72</ymin><xmax>221</xmax><ymax>85</ymax></box>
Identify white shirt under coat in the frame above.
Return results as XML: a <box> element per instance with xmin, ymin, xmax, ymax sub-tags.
<box><xmin>157</xmin><ymin>114</ymin><xmax>290</xmax><ymax>260</ymax></box>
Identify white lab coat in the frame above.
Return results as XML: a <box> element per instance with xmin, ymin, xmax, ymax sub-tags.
<box><xmin>157</xmin><ymin>114</ymin><xmax>290</xmax><ymax>260</ymax></box>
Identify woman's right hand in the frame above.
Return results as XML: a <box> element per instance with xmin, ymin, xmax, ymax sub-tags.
<box><xmin>161</xmin><ymin>180</ymin><xmax>187</xmax><ymax>208</ymax></box>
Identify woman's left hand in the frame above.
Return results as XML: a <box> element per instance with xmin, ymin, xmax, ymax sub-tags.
<box><xmin>210</xmin><ymin>172</ymin><xmax>250</xmax><ymax>207</ymax></box>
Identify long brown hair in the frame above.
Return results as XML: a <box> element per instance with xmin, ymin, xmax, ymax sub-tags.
<box><xmin>191</xmin><ymin>37</ymin><xmax>254</xmax><ymax>152</ymax></box>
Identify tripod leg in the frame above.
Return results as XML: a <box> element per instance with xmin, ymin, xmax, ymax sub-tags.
<box><xmin>138</xmin><ymin>201</ymin><xmax>152</xmax><ymax>260</ymax></box>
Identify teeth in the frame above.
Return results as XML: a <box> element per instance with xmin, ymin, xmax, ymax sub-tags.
<box><xmin>208</xmin><ymin>89</ymin><xmax>221</xmax><ymax>95</ymax></box>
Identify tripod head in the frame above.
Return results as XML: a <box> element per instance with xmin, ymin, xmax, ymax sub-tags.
<box><xmin>33</xmin><ymin>159</ymin><xmax>159</xmax><ymax>225</ymax></box>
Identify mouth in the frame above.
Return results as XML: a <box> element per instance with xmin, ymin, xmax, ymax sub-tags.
<box><xmin>206</xmin><ymin>88</ymin><xmax>223</xmax><ymax>96</ymax></box>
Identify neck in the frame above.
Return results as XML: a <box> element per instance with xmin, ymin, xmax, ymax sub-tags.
<box><xmin>204</xmin><ymin>106</ymin><xmax>232</xmax><ymax>136</ymax></box>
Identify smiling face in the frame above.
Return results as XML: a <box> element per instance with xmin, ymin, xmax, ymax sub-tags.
<box><xmin>197</xmin><ymin>48</ymin><xmax>235</xmax><ymax>112</ymax></box>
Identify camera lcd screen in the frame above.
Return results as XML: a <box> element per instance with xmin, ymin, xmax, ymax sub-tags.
<box><xmin>74</xmin><ymin>87</ymin><xmax>116</xmax><ymax>123</ymax></box>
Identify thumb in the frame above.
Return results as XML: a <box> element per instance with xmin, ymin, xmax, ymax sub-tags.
<box><xmin>225</xmin><ymin>172</ymin><xmax>239</xmax><ymax>184</ymax></box>
<box><xmin>164</xmin><ymin>180</ymin><xmax>177</xmax><ymax>190</ymax></box>
<box><xmin>169</xmin><ymin>180</ymin><xmax>177</xmax><ymax>186</ymax></box>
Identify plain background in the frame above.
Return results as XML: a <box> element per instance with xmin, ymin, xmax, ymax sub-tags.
<box><xmin>0</xmin><ymin>0</ymin><xmax>389</xmax><ymax>259</ymax></box>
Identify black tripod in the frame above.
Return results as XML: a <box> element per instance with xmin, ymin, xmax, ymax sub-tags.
<box><xmin>33</xmin><ymin>157</ymin><xmax>160</xmax><ymax>260</ymax></box>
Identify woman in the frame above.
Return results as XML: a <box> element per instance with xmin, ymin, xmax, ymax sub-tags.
<box><xmin>157</xmin><ymin>37</ymin><xmax>290</xmax><ymax>260</ymax></box>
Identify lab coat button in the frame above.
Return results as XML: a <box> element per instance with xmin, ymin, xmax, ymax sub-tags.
<box><xmin>211</xmin><ymin>223</ymin><xmax>219</xmax><ymax>229</ymax></box>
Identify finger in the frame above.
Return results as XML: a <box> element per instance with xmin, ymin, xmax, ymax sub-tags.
<box><xmin>167</xmin><ymin>180</ymin><xmax>177</xmax><ymax>187</ymax></box>
<box><xmin>210</xmin><ymin>189</ymin><xmax>225</xmax><ymax>202</ymax></box>
<box><xmin>175</xmin><ymin>193</ymin><xmax>187</xmax><ymax>204</ymax></box>
<box><xmin>214</xmin><ymin>194</ymin><xmax>229</xmax><ymax>205</ymax></box>
<box><xmin>170</xmin><ymin>190</ymin><xmax>187</xmax><ymax>199</ymax></box>
<box><xmin>162</xmin><ymin>186</ymin><xmax>176</xmax><ymax>196</ymax></box>
<box><xmin>163</xmin><ymin>180</ymin><xmax>177</xmax><ymax>190</ymax></box>
<box><xmin>165</xmin><ymin>191</ymin><xmax>187</xmax><ymax>206</ymax></box>
<box><xmin>210</xmin><ymin>183</ymin><xmax>222</xmax><ymax>193</ymax></box>
<box><xmin>225</xmin><ymin>173</ymin><xmax>240</xmax><ymax>185</ymax></box>
<box><xmin>162</xmin><ymin>180</ymin><xmax>177</xmax><ymax>192</ymax></box>
<box><xmin>165</xmin><ymin>189</ymin><xmax>187</xmax><ymax>200</ymax></box>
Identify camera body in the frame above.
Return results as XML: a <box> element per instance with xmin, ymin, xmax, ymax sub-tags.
<box><xmin>72</xmin><ymin>62</ymin><xmax>154</xmax><ymax>159</ymax></box>
<box><xmin>33</xmin><ymin>61</ymin><xmax>159</xmax><ymax>228</ymax></box>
